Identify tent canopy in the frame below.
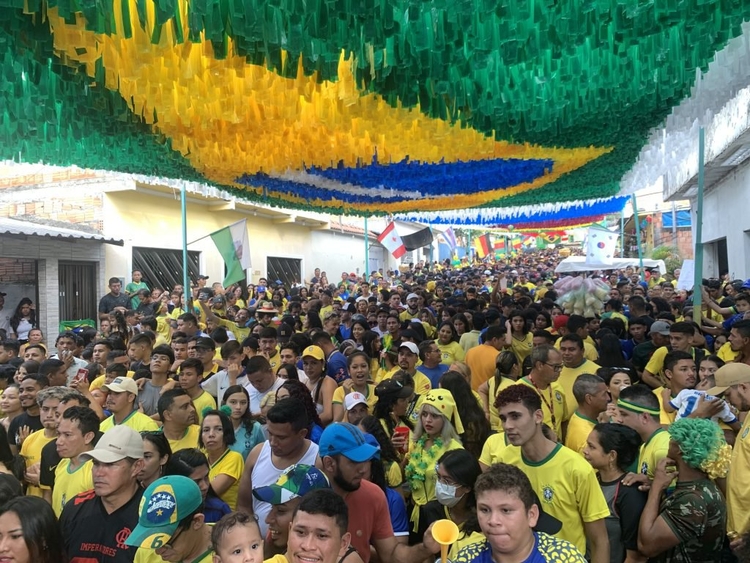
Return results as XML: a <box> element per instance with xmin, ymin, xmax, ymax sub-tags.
<box><xmin>555</xmin><ymin>257</ymin><xmax>667</xmax><ymax>274</ymax></box>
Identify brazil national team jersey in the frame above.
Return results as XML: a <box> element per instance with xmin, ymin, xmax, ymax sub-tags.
<box><xmin>454</xmin><ymin>532</ymin><xmax>587</xmax><ymax>563</ymax></box>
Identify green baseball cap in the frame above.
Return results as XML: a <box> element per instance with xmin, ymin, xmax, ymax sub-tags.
<box><xmin>125</xmin><ymin>476</ymin><xmax>203</xmax><ymax>550</ymax></box>
<box><xmin>252</xmin><ymin>464</ymin><xmax>330</xmax><ymax>505</ymax></box>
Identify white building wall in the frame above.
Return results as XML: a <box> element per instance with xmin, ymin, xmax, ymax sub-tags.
<box><xmin>697</xmin><ymin>160</ymin><xmax>750</xmax><ymax>278</ymax></box>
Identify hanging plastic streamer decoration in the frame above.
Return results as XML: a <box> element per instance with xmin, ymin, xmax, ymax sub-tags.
<box><xmin>1</xmin><ymin>0</ymin><xmax>750</xmax><ymax>215</ymax></box>
<box><xmin>394</xmin><ymin>196</ymin><xmax>630</xmax><ymax>228</ymax></box>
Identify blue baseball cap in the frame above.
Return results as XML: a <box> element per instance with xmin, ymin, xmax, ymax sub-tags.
<box><xmin>319</xmin><ymin>423</ymin><xmax>379</xmax><ymax>463</ymax></box>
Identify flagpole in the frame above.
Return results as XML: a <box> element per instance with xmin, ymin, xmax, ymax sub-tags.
<box><xmin>187</xmin><ymin>218</ymin><xmax>247</xmax><ymax>245</ymax></box>
<box><xmin>631</xmin><ymin>193</ymin><xmax>645</xmax><ymax>281</ymax></box>
<box><xmin>364</xmin><ymin>216</ymin><xmax>370</xmax><ymax>281</ymax></box>
<box><xmin>692</xmin><ymin>127</ymin><xmax>705</xmax><ymax>312</ymax></box>
<box><xmin>620</xmin><ymin>209</ymin><xmax>625</xmax><ymax>257</ymax></box>
<box><xmin>181</xmin><ymin>186</ymin><xmax>190</xmax><ymax>313</ymax></box>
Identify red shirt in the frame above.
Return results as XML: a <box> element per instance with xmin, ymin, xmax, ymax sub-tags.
<box><xmin>345</xmin><ymin>480</ymin><xmax>393</xmax><ymax>563</ymax></box>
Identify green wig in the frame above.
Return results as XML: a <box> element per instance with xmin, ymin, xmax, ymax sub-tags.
<box><xmin>669</xmin><ymin>418</ymin><xmax>731</xmax><ymax>479</ymax></box>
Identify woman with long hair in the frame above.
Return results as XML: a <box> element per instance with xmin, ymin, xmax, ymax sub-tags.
<box><xmin>0</xmin><ymin>385</ymin><xmax>22</xmax><ymax>433</ymax></box>
<box><xmin>451</xmin><ymin>314</ymin><xmax>471</xmax><ymax>338</ymax></box>
<box><xmin>350</xmin><ymin>319</ymin><xmax>369</xmax><ymax>349</ymax></box>
<box><xmin>415</xmin><ymin>449</ymin><xmax>484</xmax><ymax>558</ymax></box>
<box><xmin>276</xmin><ymin>380</ymin><xmax>324</xmax><ymax>443</ymax></box>
<box><xmin>276</xmin><ymin>363</ymin><xmax>300</xmax><ymax>381</ymax></box>
<box><xmin>534</xmin><ymin>310</ymin><xmax>552</xmax><ymax>331</ymax></box>
<box><xmin>698</xmin><ymin>355</ymin><xmax>724</xmax><ymax>384</ymax></box>
<box><xmin>373</xmin><ymin>375</ymin><xmax>416</xmax><ymax>454</ymax></box>
<box><xmin>477</xmin><ymin>351</ymin><xmax>519</xmax><ymax>430</ymax></box>
<box><xmin>361</xmin><ymin>330</ymin><xmax>383</xmax><ymax>381</ymax></box>
<box><xmin>332</xmin><ymin>351</ymin><xmax>376</xmax><ymax>422</ymax></box>
<box><xmin>9</xmin><ymin>299</ymin><xmax>36</xmax><ymax>344</ymax></box>
<box><xmin>596</xmin><ymin>332</ymin><xmax>634</xmax><ymax>370</ymax></box>
<box><xmin>223</xmin><ymin>385</ymin><xmax>265</xmax><ymax>458</ymax></box>
<box><xmin>436</xmin><ymin>321</ymin><xmax>465</xmax><ymax>365</ymax></box>
<box><xmin>439</xmin><ymin>371</ymin><xmax>491</xmax><ymax>459</ymax></box>
<box><xmin>583</xmin><ymin>423</ymin><xmax>647</xmax><ymax>563</ymax></box>
<box><xmin>405</xmin><ymin>388</ymin><xmax>464</xmax><ymax>531</ymax></box>
<box><xmin>0</xmin><ymin>496</ymin><xmax>66</xmax><ymax>563</ymax></box>
<box><xmin>596</xmin><ymin>367</ymin><xmax>635</xmax><ymax>423</ymax></box>
<box><xmin>359</xmin><ymin>415</ymin><xmax>403</xmax><ymax>489</ymax></box>
<box><xmin>165</xmin><ymin>448</ymin><xmax>231</xmax><ymax>523</ymax></box>
<box><xmin>504</xmin><ymin>309</ymin><xmax>532</xmax><ymax>365</ymax></box>
<box><xmin>301</xmin><ymin>345</ymin><xmax>336</xmax><ymax>426</ymax></box>
<box><xmin>139</xmin><ymin>431</ymin><xmax>171</xmax><ymax>488</ymax></box>
<box><xmin>419</xmin><ymin>309</ymin><xmax>437</xmax><ymax>338</ymax></box>
<box><xmin>199</xmin><ymin>409</ymin><xmax>244</xmax><ymax>510</ymax></box>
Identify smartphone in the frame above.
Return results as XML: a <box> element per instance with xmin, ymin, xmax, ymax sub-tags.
<box><xmin>74</xmin><ymin>368</ymin><xmax>88</xmax><ymax>383</ymax></box>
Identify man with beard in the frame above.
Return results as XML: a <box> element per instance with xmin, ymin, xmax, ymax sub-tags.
<box><xmin>393</xmin><ymin>342</ymin><xmax>431</xmax><ymax>395</ymax></box>
<box><xmin>318</xmin><ymin>423</ymin><xmax>442</xmax><ymax>563</ymax></box>
<box><xmin>9</xmin><ymin>374</ymin><xmax>48</xmax><ymax>454</ymax></box>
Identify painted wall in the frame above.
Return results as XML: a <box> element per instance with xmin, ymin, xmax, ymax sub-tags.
<box><xmin>102</xmin><ymin>190</ymin><xmax>390</xmax><ymax>287</ymax></box>
<box><xmin>697</xmin><ymin>159</ymin><xmax>750</xmax><ymax>278</ymax></box>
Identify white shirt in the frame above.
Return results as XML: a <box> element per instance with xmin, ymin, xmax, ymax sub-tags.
<box><xmin>245</xmin><ymin>377</ymin><xmax>284</xmax><ymax>415</ymax></box>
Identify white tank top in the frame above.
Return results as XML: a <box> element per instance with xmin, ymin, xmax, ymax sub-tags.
<box><xmin>251</xmin><ymin>439</ymin><xmax>319</xmax><ymax>536</ymax></box>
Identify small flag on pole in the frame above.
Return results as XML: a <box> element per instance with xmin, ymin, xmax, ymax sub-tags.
<box><xmin>474</xmin><ymin>234</ymin><xmax>492</xmax><ymax>259</ymax></box>
<box><xmin>210</xmin><ymin>219</ymin><xmax>251</xmax><ymax>286</ymax></box>
<box><xmin>378</xmin><ymin>222</ymin><xmax>407</xmax><ymax>259</ymax></box>
<box><xmin>586</xmin><ymin>226</ymin><xmax>618</xmax><ymax>265</ymax></box>
<box><xmin>493</xmin><ymin>238</ymin><xmax>506</xmax><ymax>258</ymax></box>
<box><xmin>443</xmin><ymin>228</ymin><xmax>457</xmax><ymax>251</ymax></box>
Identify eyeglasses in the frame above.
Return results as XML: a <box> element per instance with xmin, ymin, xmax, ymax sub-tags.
<box><xmin>544</xmin><ymin>362</ymin><xmax>564</xmax><ymax>371</ymax></box>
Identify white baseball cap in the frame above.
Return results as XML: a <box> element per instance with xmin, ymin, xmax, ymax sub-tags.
<box><xmin>344</xmin><ymin>392</ymin><xmax>368</xmax><ymax>411</ymax></box>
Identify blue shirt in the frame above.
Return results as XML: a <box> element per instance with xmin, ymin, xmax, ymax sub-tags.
<box><xmin>417</xmin><ymin>364</ymin><xmax>449</xmax><ymax>388</ymax></box>
<box><xmin>229</xmin><ymin>421</ymin><xmax>266</xmax><ymax>459</ymax></box>
<box><xmin>385</xmin><ymin>487</ymin><xmax>409</xmax><ymax>537</ymax></box>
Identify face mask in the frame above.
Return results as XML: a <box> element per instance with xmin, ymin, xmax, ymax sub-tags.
<box><xmin>435</xmin><ymin>480</ymin><xmax>464</xmax><ymax>508</ymax></box>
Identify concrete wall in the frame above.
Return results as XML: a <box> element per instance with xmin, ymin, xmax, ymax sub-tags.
<box><xmin>0</xmin><ymin>235</ymin><xmax>105</xmax><ymax>344</ymax></box>
<box><xmin>697</xmin><ymin>159</ymin><xmax>750</xmax><ymax>278</ymax></box>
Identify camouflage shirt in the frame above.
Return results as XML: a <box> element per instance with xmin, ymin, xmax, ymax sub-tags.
<box><xmin>653</xmin><ymin>478</ymin><xmax>726</xmax><ymax>562</ymax></box>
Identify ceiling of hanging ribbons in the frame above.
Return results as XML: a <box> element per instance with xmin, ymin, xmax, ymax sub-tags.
<box><xmin>1</xmin><ymin>0</ymin><xmax>749</xmax><ymax>215</ymax></box>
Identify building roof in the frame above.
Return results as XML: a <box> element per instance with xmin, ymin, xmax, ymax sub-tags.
<box><xmin>0</xmin><ymin>217</ymin><xmax>123</xmax><ymax>246</ymax></box>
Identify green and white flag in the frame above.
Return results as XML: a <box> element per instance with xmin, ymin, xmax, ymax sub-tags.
<box><xmin>210</xmin><ymin>220</ymin><xmax>250</xmax><ymax>286</ymax></box>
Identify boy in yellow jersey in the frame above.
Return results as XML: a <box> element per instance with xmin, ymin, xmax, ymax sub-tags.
<box><xmin>492</xmin><ymin>384</ymin><xmax>610</xmax><ymax>562</ymax></box>
<box><xmin>617</xmin><ymin>385</ymin><xmax>670</xmax><ymax>487</ymax></box>
<box><xmin>178</xmin><ymin>358</ymin><xmax>217</xmax><ymax>425</ymax></box>
<box><xmin>100</xmin><ymin>377</ymin><xmax>160</xmax><ymax>433</ymax></box>
<box><xmin>564</xmin><ymin>374</ymin><xmax>609</xmax><ymax>455</ymax></box>
<box><xmin>157</xmin><ymin>389</ymin><xmax>200</xmax><ymax>453</ymax></box>
<box><xmin>515</xmin><ymin>345</ymin><xmax>567</xmax><ymax>439</ymax></box>
<box><xmin>21</xmin><ymin>386</ymin><xmax>67</xmax><ymax>497</ymax></box>
<box><xmin>53</xmin><ymin>405</ymin><xmax>98</xmax><ymax>516</ymax></box>
<box><xmin>707</xmin><ymin>362</ymin><xmax>750</xmax><ymax>539</ymax></box>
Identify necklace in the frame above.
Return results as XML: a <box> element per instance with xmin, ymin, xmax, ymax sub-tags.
<box><xmin>527</xmin><ymin>375</ymin><xmax>556</xmax><ymax>430</ymax></box>
<box><xmin>405</xmin><ymin>435</ymin><xmax>445</xmax><ymax>484</ymax></box>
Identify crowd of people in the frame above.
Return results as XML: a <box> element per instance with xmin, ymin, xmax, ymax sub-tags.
<box><xmin>0</xmin><ymin>251</ymin><xmax>748</xmax><ymax>562</ymax></box>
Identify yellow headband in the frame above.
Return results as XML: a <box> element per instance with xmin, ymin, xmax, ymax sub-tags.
<box><xmin>617</xmin><ymin>398</ymin><xmax>660</xmax><ymax>416</ymax></box>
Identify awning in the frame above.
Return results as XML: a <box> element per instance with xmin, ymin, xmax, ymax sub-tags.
<box><xmin>0</xmin><ymin>217</ymin><xmax>124</xmax><ymax>246</ymax></box>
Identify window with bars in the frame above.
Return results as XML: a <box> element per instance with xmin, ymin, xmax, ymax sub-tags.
<box><xmin>266</xmin><ymin>257</ymin><xmax>301</xmax><ymax>288</ymax></box>
<box><xmin>132</xmin><ymin>247</ymin><xmax>201</xmax><ymax>292</ymax></box>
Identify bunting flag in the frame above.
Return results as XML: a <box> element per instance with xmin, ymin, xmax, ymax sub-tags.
<box><xmin>210</xmin><ymin>220</ymin><xmax>250</xmax><ymax>286</ymax></box>
<box><xmin>401</xmin><ymin>227</ymin><xmax>435</xmax><ymax>251</ymax></box>
<box><xmin>493</xmin><ymin>238</ymin><xmax>506</xmax><ymax>259</ymax></box>
<box><xmin>377</xmin><ymin>222</ymin><xmax>407</xmax><ymax>259</ymax></box>
<box><xmin>511</xmin><ymin>238</ymin><xmax>523</xmax><ymax>250</ymax></box>
<box><xmin>474</xmin><ymin>234</ymin><xmax>492</xmax><ymax>259</ymax></box>
<box><xmin>443</xmin><ymin>228</ymin><xmax>458</xmax><ymax>251</ymax></box>
<box><xmin>1</xmin><ymin>1</ymin><xmax>750</xmax><ymax>216</ymax></box>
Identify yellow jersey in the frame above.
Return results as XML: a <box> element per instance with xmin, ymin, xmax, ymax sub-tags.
<box><xmin>728</xmin><ymin>415</ymin><xmax>750</xmax><ymax>535</ymax></box>
<box><xmin>652</xmin><ymin>386</ymin><xmax>677</xmax><ymax>426</ymax></box>
<box><xmin>209</xmin><ymin>449</ymin><xmax>244</xmax><ymax>510</ymax></box>
<box><xmin>53</xmin><ymin>458</ymin><xmax>94</xmax><ymax>516</ymax></box>
<box><xmin>332</xmin><ymin>384</ymin><xmax>378</xmax><ymax>411</ymax></box>
<box><xmin>486</xmin><ymin>376</ymin><xmax>516</xmax><ymax>431</ymax></box>
<box><xmin>20</xmin><ymin>429</ymin><xmax>55</xmax><ymax>497</ymax></box>
<box><xmin>167</xmin><ymin>425</ymin><xmax>201</xmax><ymax>453</ymax></box>
<box><xmin>718</xmin><ymin>342</ymin><xmax>740</xmax><ymax>363</ymax></box>
<box><xmin>100</xmin><ymin>410</ymin><xmax>160</xmax><ymax>433</ymax></box>
<box><xmin>496</xmin><ymin>443</ymin><xmax>609</xmax><ymax>554</ymax></box>
<box><xmin>638</xmin><ymin>428</ymin><xmax>670</xmax><ymax>479</ymax></box>
<box><xmin>479</xmin><ymin>432</ymin><xmax>510</xmax><ymax>468</ymax></box>
<box><xmin>558</xmin><ymin>360</ymin><xmax>601</xmax><ymax>418</ymax></box>
<box><xmin>436</xmin><ymin>341</ymin><xmax>465</xmax><ymax>365</ymax></box>
<box><xmin>564</xmin><ymin>412</ymin><xmax>596</xmax><ymax>455</ymax></box>
<box><xmin>516</xmin><ymin>378</ymin><xmax>567</xmax><ymax>439</ymax></box>
<box><xmin>381</xmin><ymin>369</ymin><xmax>432</xmax><ymax>395</ymax></box>
<box><xmin>191</xmin><ymin>391</ymin><xmax>217</xmax><ymax>425</ymax></box>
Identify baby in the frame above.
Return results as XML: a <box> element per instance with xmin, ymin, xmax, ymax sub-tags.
<box><xmin>211</xmin><ymin>511</ymin><xmax>264</xmax><ymax>563</ymax></box>
<box><xmin>668</xmin><ymin>375</ymin><xmax>739</xmax><ymax>426</ymax></box>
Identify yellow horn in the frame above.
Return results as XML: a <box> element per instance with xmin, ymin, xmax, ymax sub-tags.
<box><xmin>431</xmin><ymin>519</ymin><xmax>460</xmax><ymax>563</ymax></box>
